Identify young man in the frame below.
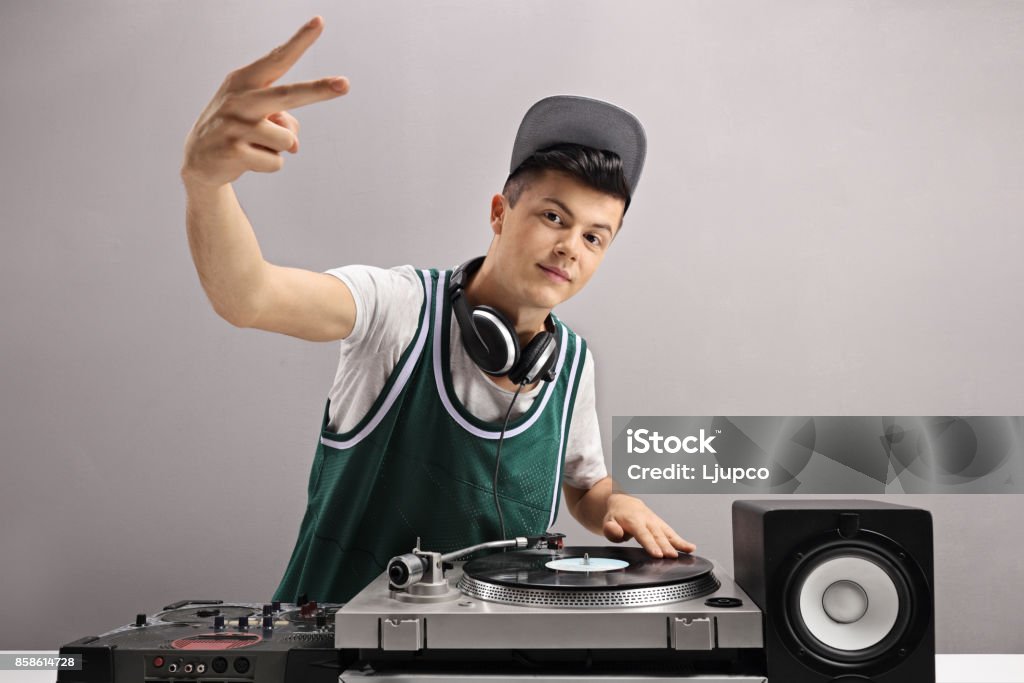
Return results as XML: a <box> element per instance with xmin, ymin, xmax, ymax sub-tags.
<box><xmin>181</xmin><ymin>17</ymin><xmax>695</xmax><ymax>603</ymax></box>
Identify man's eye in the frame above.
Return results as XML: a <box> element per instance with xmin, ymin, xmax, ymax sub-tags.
<box><xmin>585</xmin><ymin>234</ymin><xmax>602</xmax><ymax>246</ymax></box>
<box><xmin>544</xmin><ymin>212</ymin><xmax>562</xmax><ymax>224</ymax></box>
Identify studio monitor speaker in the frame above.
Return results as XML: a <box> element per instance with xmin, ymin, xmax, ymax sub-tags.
<box><xmin>733</xmin><ymin>500</ymin><xmax>935</xmax><ymax>682</ymax></box>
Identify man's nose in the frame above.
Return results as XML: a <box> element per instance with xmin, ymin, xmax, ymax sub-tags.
<box><xmin>554</xmin><ymin>230</ymin><xmax>580</xmax><ymax>259</ymax></box>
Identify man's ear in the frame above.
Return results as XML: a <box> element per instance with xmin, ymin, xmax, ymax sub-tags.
<box><xmin>490</xmin><ymin>194</ymin><xmax>506</xmax><ymax>235</ymax></box>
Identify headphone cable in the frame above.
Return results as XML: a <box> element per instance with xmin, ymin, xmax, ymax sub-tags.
<box><xmin>493</xmin><ymin>383</ymin><xmax>525</xmax><ymax>542</ymax></box>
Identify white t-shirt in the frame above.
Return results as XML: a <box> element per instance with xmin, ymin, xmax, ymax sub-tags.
<box><xmin>324</xmin><ymin>264</ymin><xmax>607</xmax><ymax>490</ymax></box>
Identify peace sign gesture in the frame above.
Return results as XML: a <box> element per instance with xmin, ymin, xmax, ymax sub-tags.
<box><xmin>181</xmin><ymin>17</ymin><xmax>348</xmax><ymax>189</ymax></box>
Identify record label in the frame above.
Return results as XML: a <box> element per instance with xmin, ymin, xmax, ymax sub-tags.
<box><xmin>545</xmin><ymin>556</ymin><xmax>630</xmax><ymax>573</ymax></box>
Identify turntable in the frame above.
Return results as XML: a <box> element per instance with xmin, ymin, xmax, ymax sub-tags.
<box><xmin>336</xmin><ymin>535</ymin><xmax>767</xmax><ymax>681</ymax></box>
<box><xmin>57</xmin><ymin>598</ymin><xmax>348</xmax><ymax>682</ymax></box>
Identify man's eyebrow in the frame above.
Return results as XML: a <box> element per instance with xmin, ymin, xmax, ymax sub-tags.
<box><xmin>542</xmin><ymin>197</ymin><xmax>614</xmax><ymax>233</ymax></box>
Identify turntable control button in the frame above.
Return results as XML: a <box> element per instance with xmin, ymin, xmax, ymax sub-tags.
<box><xmin>671</xmin><ymin>617</ymin><xmax>714</xmax><ymax>650</ymax></box>
<box><xmin>238</xmin><ymin>616</ymin><xmax>249</xmax><ymax>631</ymax></box>
<box><xmin>262</xmin><ymin>603</ymin><xmax>273</xmax><ymax>616</ymax></box>
<box><xmin>705</xmin><ymin>597</ymin><xmax>743</xmax><ymax>608</ymax></box>
<box><xmin>262</xmin><ymin>615</ymin><xmax>274</xmax><ymax>631</ymax></box>
<box><xmin>134</xmin><ymin>614</ymin><xmax>146</xmax><ymax>627</ymax></box>
<box><xmin>213</xmin><ymin>615</ymin><xmax>225</xmax><ymax>631</ymax></box>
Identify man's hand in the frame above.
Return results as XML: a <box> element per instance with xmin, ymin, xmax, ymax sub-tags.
<box><xmin>564</xmin><ymin>479</ymin><xmax>697</xmax><ymax>559</ymax></box>
<box><xmin>602</xmin><ymin>492</ymin><xmax>697</xmax><ymax>559</ymax></box>
<box><xmin>181</xmin><ymin>16</ymin><xmax>349</xmax><ymax>190</ymax></box>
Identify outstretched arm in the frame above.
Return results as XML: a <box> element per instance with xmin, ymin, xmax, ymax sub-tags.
<box><xmin>181</xmin><ymin>17</ymin><xmax>356</xmax><ymax>341</ymax></box>
<box><xmin>563</xmin><ymin>477</ymin><xmax>696</xmax><ymax>558</ymax></box>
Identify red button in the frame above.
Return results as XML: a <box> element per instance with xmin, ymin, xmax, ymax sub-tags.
<box><xmin>153</xmin><ymin>656</ymin><xmax>165</xmax><ymax>668</ymax></box>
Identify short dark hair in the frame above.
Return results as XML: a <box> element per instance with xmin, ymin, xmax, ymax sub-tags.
<box><xmin>503</xmin><ymin>143</ymin><xmax>632</xmax><ymax>215</ymax></box>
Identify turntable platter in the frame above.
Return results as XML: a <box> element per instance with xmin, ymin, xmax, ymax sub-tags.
<box><xmin>458</xmin><ymin>547</ymin><xmax>721</xmax><ymax>608</ymax></box>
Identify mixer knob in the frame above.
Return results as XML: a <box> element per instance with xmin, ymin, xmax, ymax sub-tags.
<box><xmin>316</xmin><ymin>611</ymin><xmax>327</xmax><ymax>629</ymax></box>
<box><xmin>134</xmin><ymin>614</ymin><xmax>146</xmax><ymax>627</ymax></box>
<box><xmin>271</xmin><ymin>600</ymin><xmax>281</xmax><ymax>612</ymax></box>
<box><xmin>262</xmin><ymin>615</ymin><xmax>274</xmax><ymax>631</ymax></box>
<box><xmin>213</xmin><ymin>615</ymin><xmax>225</xmax><ymax>631</ymax></box>
<box><xmin>300</xmin><ymin>600</ymin><xmax>318</xmax><ymax>618</ymax></box>
<box><xmin>262</xmin><ymin>604</ymin><xmax>272</xmax><ymax>616</ymax></box>
<box><xmin>238</xmin><ymin>616</ymin><xmax>249</xmax><ymax>631</ymax></box>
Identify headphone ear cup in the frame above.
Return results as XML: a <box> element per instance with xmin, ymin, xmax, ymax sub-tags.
<box><xmin>509</xmin><ymin>331</ymin><xmax>558</xmax><ymax>385</ymax></box>
<box><xmin>471</xmin><ymin>305</ymin><xmax>520</xmax><ymax>375</ymax></box>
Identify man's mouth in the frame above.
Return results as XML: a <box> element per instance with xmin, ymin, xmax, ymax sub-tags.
<box><xmin>538</xmin><ymin>264</ymin><xmax>571</xmax><ymax>283</ymax></box>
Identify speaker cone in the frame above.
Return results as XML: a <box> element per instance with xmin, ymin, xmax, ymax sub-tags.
<box><xmin>796</xmin><ymin>550</ymin><xmax>904</xmax><ymax>651</ymax></box>
<box><xmin>781</xmin><ymin>535</ymin><xmax>927</xmax><ymax>670</ymax></box>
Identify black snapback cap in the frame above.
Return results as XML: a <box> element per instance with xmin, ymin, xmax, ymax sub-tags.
<box><xmin>509</xmin><ymin>95</ymin><xmax>647</xmax><ymax>195</ymax></box>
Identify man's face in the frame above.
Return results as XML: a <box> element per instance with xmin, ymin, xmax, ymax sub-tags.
<box><xmin>489</xmin><ymin>170</ymin><xmax>625</xmax><ymax>314</ymax></box>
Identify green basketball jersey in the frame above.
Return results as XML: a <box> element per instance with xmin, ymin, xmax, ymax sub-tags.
<box><xmin>274</xmin><ymin>268</ymin><xmax>588</xmax><ymax>603</ymax></box>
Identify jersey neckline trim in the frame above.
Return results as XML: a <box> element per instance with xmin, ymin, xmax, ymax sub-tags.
<box><xmin>320</xmin><ymin>269</ymin><xmax>435</xmax><ymax>450</ymax></box>
<box><xmin>433</xmin><ymin>270</ymin><xmax>576</xmax><ymax>439</ymax></box>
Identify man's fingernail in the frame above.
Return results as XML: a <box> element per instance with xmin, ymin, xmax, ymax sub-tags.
<box><xmin>329</xmin><ymin>77</ymin><xmax>347</xmax><ymax>92</ymax></box>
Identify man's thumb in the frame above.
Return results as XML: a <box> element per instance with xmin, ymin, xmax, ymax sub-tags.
<box><xmin>603</xmin><ymin>518</ymin><xmax>627</xmax><ymax>542</ymax></box>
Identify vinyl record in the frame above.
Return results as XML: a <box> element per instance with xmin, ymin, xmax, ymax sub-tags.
<box><xmin>463</xmin><ymin>546</ymin><xmax>714</xmax><ymax>590</ymax></box>
<box><xmin>458</xmin><ymin>547</ymin><xmax>720</xmax><ymax>607</ymax></box>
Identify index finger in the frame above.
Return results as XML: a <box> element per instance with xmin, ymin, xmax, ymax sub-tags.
<box><xmin>227</xmin><ymin>76</ymin><xmax>349</xmax><ymax>120</ymax></box>
<box><xmin>233</xmin><ymin>16</ymin><xmax>325</xmax><ymax>90</ymax></box>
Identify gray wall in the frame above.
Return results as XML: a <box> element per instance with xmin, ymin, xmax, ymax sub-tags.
<box><xmin>1</xmin><ymin>0</ymin><xmax>1022</xmax><ymax>653</ymax></box>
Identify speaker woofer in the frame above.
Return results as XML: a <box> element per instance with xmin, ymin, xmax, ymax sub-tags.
<box><xmin>779</xmin><ymin>535</ymin><xmax>928</xmax><ymax>672</ymax></box>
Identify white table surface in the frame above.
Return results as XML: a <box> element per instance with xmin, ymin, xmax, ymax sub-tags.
<box><xmin>0</xmin><ymin>652</ymin><xmax>1021</xmax><ymax>682</ymax></box>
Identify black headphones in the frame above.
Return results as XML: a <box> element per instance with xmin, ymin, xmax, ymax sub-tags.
<box><xmin>449</xmin><ymin>257</ymin><xmax>559</xmax><ymax>386</ymax></box>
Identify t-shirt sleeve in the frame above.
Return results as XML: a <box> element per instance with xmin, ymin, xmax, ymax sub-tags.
<box><xmin>562</xmin><ymin>347</ymin><xmax>608</xmax><ymax>490</ymax></box>
<box><xmin>324</xmin><ymin>264</ymin><xmax>424</xmax><ymax>348</ymax></box>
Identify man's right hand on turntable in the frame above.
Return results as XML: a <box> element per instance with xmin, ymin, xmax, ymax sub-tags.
<box><xmin>565</xmin><ymin>478</ymin><xmax>697</xmax><ymax>559</ymax></box>
<box><xmin>180</xmin><ymin>16</ymin><xmax>357</xmax><ymax>343</ymax></box>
